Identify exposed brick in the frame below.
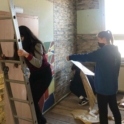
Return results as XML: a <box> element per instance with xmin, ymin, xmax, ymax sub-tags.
<box><xmin>54</xmin><ymin>0</ymin><xmax>77</xmax><ymax>102</ymax></box>
<box><xmin>76</xmin><ymin>0</ymin><xmax>99</xmax><ymax>10</ymax></box>
<box><xmin>76</xmin><ymin>34</ymin><xmax>99</xmax><ymax>71</ymax></box>
<box><xmin>53</xmin><ymin>0</ymin><xmax>100</xmax><ymax>102</ymax></box>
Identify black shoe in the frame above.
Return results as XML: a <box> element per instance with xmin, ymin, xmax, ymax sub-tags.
<box><xmin>79</xmin><ymin>97</ymin><xmax>88</xmax><ymax>106</ymax></box>
<box><xmin>40</xmin><ymin>115</ymin><xmax>47</xmax><ymax>124</ymax></box>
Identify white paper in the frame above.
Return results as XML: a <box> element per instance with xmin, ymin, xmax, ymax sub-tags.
<box><xmin>71</xmin><ymin>60</ymin><xmax>95</xmax><ymax>76</ymax></box>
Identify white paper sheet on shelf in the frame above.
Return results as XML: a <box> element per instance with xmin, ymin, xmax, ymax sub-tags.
<box><xmin>71</xmin><ymin>60</ymin><xmax>95</xmax><ymax>76</ymax></box>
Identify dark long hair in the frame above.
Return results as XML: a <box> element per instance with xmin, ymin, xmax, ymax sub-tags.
<box><xmin>97</xmin><ymin>30</ymin><xmax>114</xmax><ymax>45</ymax></box>
<box><xmin>13</xmin><ymin>26</ymin><xmax>46</xmax><ymax>67</ymax></box>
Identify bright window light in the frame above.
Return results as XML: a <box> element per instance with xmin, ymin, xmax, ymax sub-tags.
<box><xmin>114</xmin><ymin>40</ymin><xmax>124</xmax><ymax>58</ymax></box>
<box><xmin>105</xmin><ymin>0</ymin><xmax>124</xmax><ymax>34</ymax></box>
<box><xmin>105</xmin><ymin>0</ymin><xmax>124</xmax><ymax>58</ymax></box>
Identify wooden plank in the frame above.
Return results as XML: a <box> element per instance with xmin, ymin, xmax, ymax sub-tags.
<box><xmin>50</xmin><ymin>107</ymin><xmax>73</xmax><ymax>117</ymax></box>
<box><xmin>44</xmin><ymin>93</ymin><xmax>124</xmax><ymax>124</ymax></box>
<box><xmin>80</xmin><ymin>71</ymin><xmax>96</xmax><ymax>110</ymax></box>
<box><xmin>55</xmin><ymin>105</ymin><xmax>73</xmax><ymax>111</ymax></box>
<box><xmin>45</xmin><ymin>117</ymin><xmax>71</xmax><ymax>124</ymax></box>
<box><xmin>59</xmin><ymin>99</ymin><xmax>89</xmax><ymax>110</ymax></box>
<box><xmin>45</xmin><ymin>112</ymin><xmax>83</xmax><ymax>124</ymax></box>
<box><xmin>46</xmin><ymin>116</ymin><xmax>84</xmax><ymax>124</ymax></box>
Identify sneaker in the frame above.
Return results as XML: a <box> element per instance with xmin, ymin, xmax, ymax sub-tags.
<box><xmin>79</xmin><ymin>98</ymin><xmax>88</xmax><ymax>105</ymax></box>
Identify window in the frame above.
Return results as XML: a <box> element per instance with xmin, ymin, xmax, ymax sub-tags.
<box><xmin>114</xmin><ymin>40</ymin><xmax>124</xmax><ymax>58</ymax></box>
<box><xmin>105</xmin><ymin>0</ymin><xmax>124</xmax><ymax>58</ymax></box>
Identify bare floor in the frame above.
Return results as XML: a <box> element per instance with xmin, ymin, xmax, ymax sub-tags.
<box><xmin>44</xmin><ymin>93</ymin><xmax>124</xmax><ymax>124</ymax></box>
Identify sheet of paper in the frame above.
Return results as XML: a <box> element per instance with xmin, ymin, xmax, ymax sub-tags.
<box><xmin>71</xmin><ymin>60</ymin><xmax>95</xmax><ymax>76</ymax></box>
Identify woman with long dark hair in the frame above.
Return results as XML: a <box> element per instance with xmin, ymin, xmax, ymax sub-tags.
<box><xmin>18</xmin><ymin>26</ymin><xmax>52</xmax><ymax>124</ymax></box>
<box><xmin>2</xmin><ymin>26</ymin><xmax>52</xmax><ymax>124</ymax></box>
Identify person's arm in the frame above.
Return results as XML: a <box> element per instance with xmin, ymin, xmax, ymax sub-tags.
<box><xmin>25</xmin><ymin>43</ymin><xmax>43</xmax><ymax>68</ymax></box>
<box><xmin>67</xmin><ymin>49</ymin><xmax>100</xmax><ymax>62</ymax></box>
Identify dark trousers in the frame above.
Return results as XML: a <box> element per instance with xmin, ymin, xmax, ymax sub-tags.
<box><xmin>29</xmin><ymin>65</ymin><xmax>52</xmax><ymax>124</ymax></box>
<box><xmin>97</xmin><ymin>93</ymin><xmax>121</xmax><ymax>124</ymax></box>
<box><xmin>70</xmin><ymin>73</ymin><xmax>95</xmax><ymax>98</ymax></box>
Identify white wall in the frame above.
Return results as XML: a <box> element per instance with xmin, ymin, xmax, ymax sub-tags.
<box><xmin>0</xmin><ymin>0</ymin><xmax>53</xmax><ymax>42</ymax></box>
<box><xmin>77</xmin><ymin>0</ymin><xmax>105</xmax><ymax>34</ymax></box>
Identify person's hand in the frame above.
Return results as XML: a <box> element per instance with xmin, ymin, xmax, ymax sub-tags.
<box><xmin>18</xmin><ymin>49</ymin><xmax>29</xmax><ymax>58</ymax></box>
<box><xmin>66</xmin><ymin>56</ymin><xmax>70</xmax><ymax>61</ymax></box>
<box><xmin>0</xmin><ymin>54</ymin><xmax>5</xmax><ymax>60</ymax></box>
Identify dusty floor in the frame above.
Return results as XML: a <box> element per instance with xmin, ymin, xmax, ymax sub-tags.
<box><xmin>44</xmin><ymin>92</ymin><xmax>124</xmax><ymax>124</ymax></box>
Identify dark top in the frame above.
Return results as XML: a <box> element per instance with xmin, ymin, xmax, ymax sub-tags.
<box><xmin>69</xmin><ymin>45</ymin><xmax>121</xmax><ymax>95</ymax></box>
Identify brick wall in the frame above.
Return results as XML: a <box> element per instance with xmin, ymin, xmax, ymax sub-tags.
<box><xmin>76</xmin><ymin>0</ymin><xmax>99</xmax><ymax>10</ymax></box>
<box><xmin>54</xmin><ymin>0</ymin><xmax>77</xmax><ymax>101</ymax></box>
<box><xmin>53</xmin><ymin>0</ymin><xmax>100</xmax><ymax>101</ymax></box>
<box><xmin>76</xmin><ymin>34</ymin><xmax>99</xmax><ymax>71</ymax></box>
<box><xmin>76</xmin><ymin>34</ymin><xmax>98</xmax><ymax>54</ymax></box>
